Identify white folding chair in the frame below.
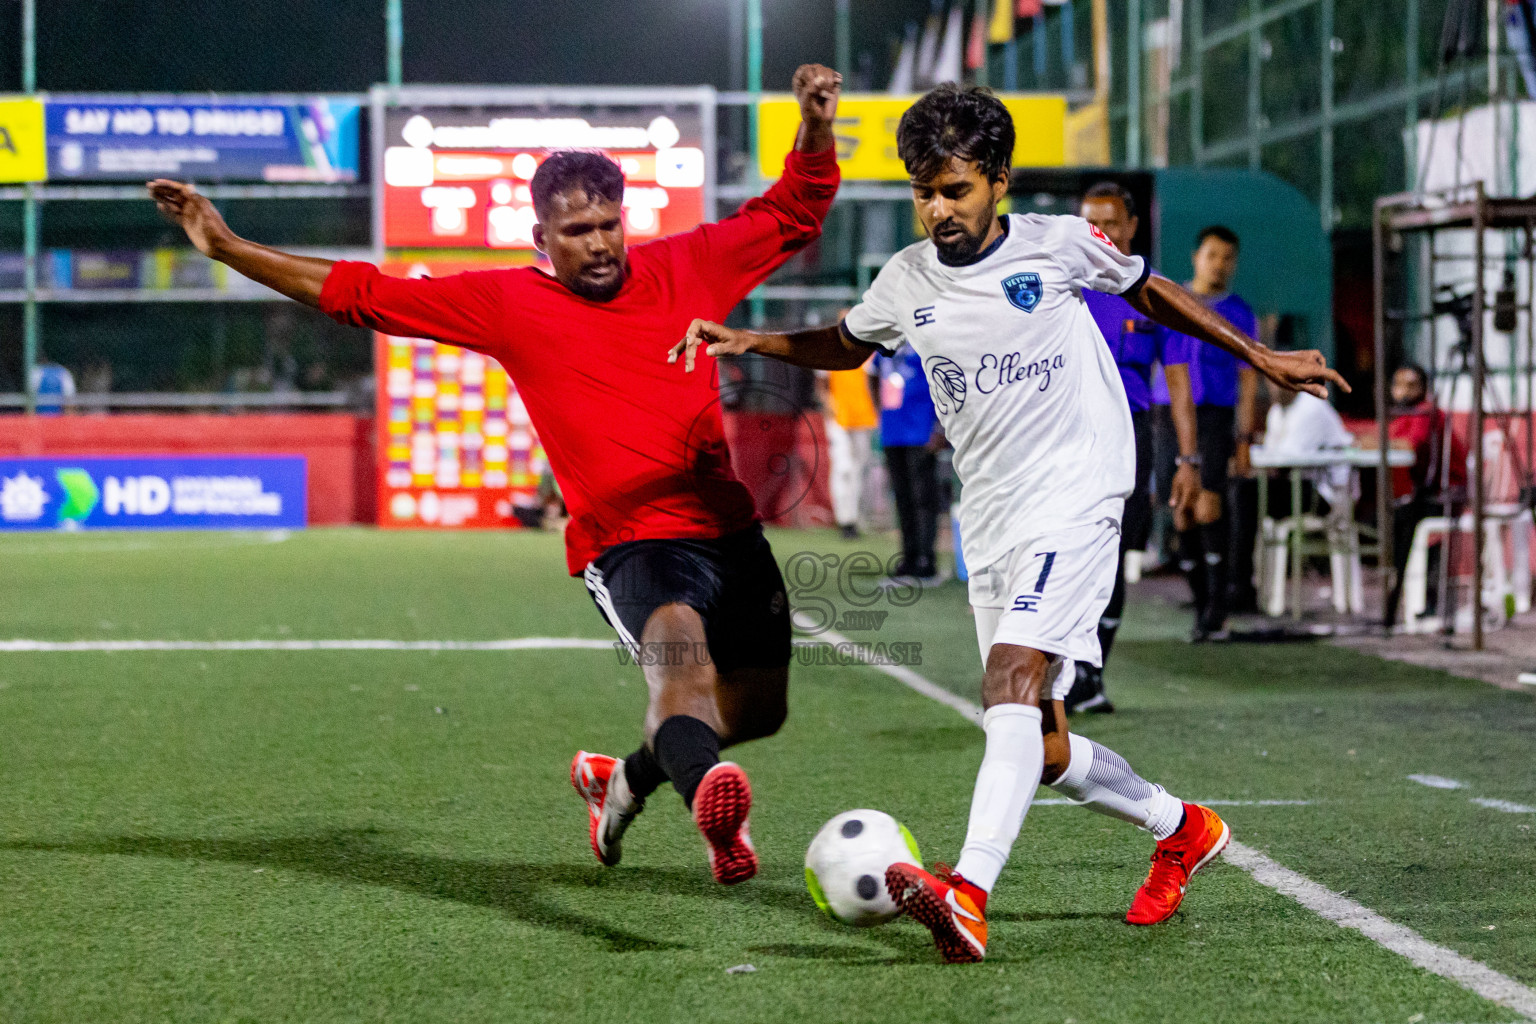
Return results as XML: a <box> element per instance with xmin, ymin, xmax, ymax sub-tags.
<box><xmin>1400</xmin><ymin>431</ymin><xmax>1533</xmax><ymax>631</ymax></box>
<box><xmin>1260</xmin><ymin>472</ymin><xmax>1365</xmax><ymax>617</ymax></box>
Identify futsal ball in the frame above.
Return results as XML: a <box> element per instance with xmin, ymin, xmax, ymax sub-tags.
<box><xmin>804</xmin><ymin>809</ymin><xmax>923</xmax><ymax>927</ymax></box>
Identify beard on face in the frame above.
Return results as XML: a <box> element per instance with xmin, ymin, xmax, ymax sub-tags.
<box><xmin>567</xmin><ymin>259</ymin><xmax>627</xmax><ymax>302</ymax></box>
<box><xmin>931</xmin><ymin>209</ymin><xmax>994</xmax><ymax>265</ymax></box>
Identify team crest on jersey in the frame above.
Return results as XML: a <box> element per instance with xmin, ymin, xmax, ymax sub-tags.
<box><xmin>1002</xmin><ymin>272</ymin><xmax>1043</xmax><ymax>313</ymax></box>
<box><xmin>926</xmin><ymin>356</ymin><xmax>967</xmax><ymax>415</ymax></box>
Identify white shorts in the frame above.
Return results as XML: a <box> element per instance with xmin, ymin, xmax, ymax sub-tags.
<box><xmin>968</xmin><ymin>518</ymin><xmax>1121</xmax><ymax>700</ymax></box>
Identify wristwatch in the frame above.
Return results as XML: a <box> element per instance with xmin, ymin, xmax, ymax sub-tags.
<box><xmin>1175</xmin><ymin>454</ymin><xmax>1203</xmax><ymax>467</ymax></box>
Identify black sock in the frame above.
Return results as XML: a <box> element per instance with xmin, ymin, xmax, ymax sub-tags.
<box><xmin>652</xmin><ymin>715</ymin><xmax>721</xmax><ymax>809</ymax></box>
<box><xmin>1178</xmin><ymin>527</ymin><xmax>1208</xmax><ymax>612</ymax></box>
<box><xmin>1200</xmin><ymin>518</ymin><xmax>1229</xmax><ymax>629</ymax></box>
<box><xmin>1099</xmin><ymin>564</ymin><xmax>1125</xmax><ymax>665</ymax></box>
<box><xmin>623</xmin><ymin>744</ymin><xmax>667</xmax><ymax>801</ymax></box>
<box><xmin>1202</xmin><ymin>553</ymin><xmax>1228</xmax><ymax>629</ymax></box>
<box><xmin>1096</xmin><ymin>620</ymin><xmax>1119</xmax><ymax>667</ymax></box>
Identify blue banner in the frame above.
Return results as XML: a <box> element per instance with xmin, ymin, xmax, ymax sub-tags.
<box><xmin>0</xmin><ymin>457</ymin><xmax>307</xmax><ymax>531</ymax></box>
<box><xmin>46</xmin><ymin>97</ymin><xmax>361</xmax><ymax>182</ymax></box>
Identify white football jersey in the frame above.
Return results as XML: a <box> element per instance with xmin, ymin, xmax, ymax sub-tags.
<box><xmin>843</xmin><ymin>213</ymin><xmax>1148</xmax><ymax>575</ymax></box>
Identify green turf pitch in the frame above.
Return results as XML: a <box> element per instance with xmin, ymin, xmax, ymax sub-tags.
<box><xmin>0</xmin><ymin>527</ymin><xmax>1532</xmax><ymax>1023</ymax></box>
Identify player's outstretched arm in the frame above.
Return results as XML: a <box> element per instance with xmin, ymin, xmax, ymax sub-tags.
<box><xmin>668</xmin><ymin>320</ymin><xmax>873</xmax><ymax>372</ymax></box>
<box><xmin>685</xmin><ymin>65</ymin><xmax>842</xmax><ymax>310</ymax></box>
<box><xmin>148</xmin><ymin>179</ymin><xmax>333</xmax><ymax>308</ymax></box>
<box><xmin>1130</xmin><ymin>274</ymin><xmax>1350</xmax><ymax>399</ymax></box>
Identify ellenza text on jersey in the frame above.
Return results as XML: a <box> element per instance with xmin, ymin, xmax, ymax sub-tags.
<box><xmin>976</xmin><ymin>351</ymin><xmax>1065</xmax><ymax>396</ymax></box>
<box><xmin>926</xmin><ymin>349</ymin><xmax>1067</xmax><ymax>416</ymax></box>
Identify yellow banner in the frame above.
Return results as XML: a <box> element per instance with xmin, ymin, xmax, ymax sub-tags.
<box><xmin>0</xmin><ymin>98</ymin><xmax>46</xmax><ymax>183</ymax></box>
<box><xmin>758</xmin><ymin>93</ymin><xmax>1067</xmax><ymax>181</ymax></box>
<box><xmin>1064</xmin><ymin>100</ymin><xmax>1110</xmax><ymax>167</ymax></box>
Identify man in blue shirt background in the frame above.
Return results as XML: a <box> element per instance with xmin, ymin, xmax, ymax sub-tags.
<box><xmin>1162</xmin><ymin>225</ymin><xmax>1259</xmax><ymax>640</ymax></box>
<box><xmin>1077</xmin><ymin>183</ymin><xmax>1201</xmax><ymax>711</ymax></box>
<box><xmin>876</xmin><ymin>342</ymin><xmax>943</xmax><ymax>582</ymax></box>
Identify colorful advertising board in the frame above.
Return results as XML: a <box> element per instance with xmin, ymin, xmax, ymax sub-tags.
<box><xmin>10</xmin><ymin>246</ymin><xmax>370</xmax><ymax>294</ymax></box>
<box><xmin>46</xmin><ymin>96</ymin><xmax>361</xmax><ymax>182</ymax></box>
<box><xmin>374</xmin><ymin>88</ymin><xmax>713</xmax><ymax>529</ymax></box>
<box><xmin>376</xmin><ymin>257</ymin><xmax>548</xmax><ymax>529</ymax></box>
<box><xmin>0</xmin><ymin>456</ymin><xmax>307</xmax><ymax>531</ymax></box>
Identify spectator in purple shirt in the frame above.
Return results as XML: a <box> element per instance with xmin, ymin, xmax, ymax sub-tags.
<box><xmin>1073</xmin><ymin>183</ymin><xmax>1201</xmax><ymax>712</ymax></box>
<box><xmin>1161</xmin><ymin>226</ymin><xmax>1260</xmax><ymax>639</ymax></box>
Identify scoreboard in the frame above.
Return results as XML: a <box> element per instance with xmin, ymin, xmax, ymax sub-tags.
<box><xmin>372</xmin><ymin>87</ymin><xmax>715</xmax><ymax>528</ymax></box>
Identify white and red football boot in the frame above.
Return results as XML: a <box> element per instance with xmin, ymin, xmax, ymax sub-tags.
<box><xmin>570</xmin><ymin>751</ymin><xmax>642</xmax><ymax>867</ymax></box>
<box><xmin>692</xmin><ymin>762</ymin><xmax>757</xmax><ymax>885</ymax></box>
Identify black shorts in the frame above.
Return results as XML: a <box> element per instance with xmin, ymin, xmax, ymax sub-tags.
<box><xmin>1123</xmin><ymin>408</ymin><xmax>1155</xmax><ymax>551</ymax></box>
<box><xmin>582</xmin><ymin>524</ymin><xmax>791</xmax><ymax>675</ymax></box>
<box><xmin>1196</xmin><ymin>404</ymin><xmax>1237</xmax><ymax>493</ymax></box>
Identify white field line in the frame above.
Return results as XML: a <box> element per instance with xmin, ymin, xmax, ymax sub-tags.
<box><xmin>1470</xmin><ymin>798</ymin><xmax>1536</xmax><ymax>814</ymax></box>
<box><xmin>0</xmin><ymin>635</ymin><xmax>920</xmax><ymax>656</ymax></box>
<box><xmin>1222</xmin><ymin>842</ymin><xmax>1536</xmax><ymax>1020</ymax></box>
<box><xmin>0</xmin><ymin>632</ymin><xmax>1319</xmax><ymax>810</ymax></box>
<box><xmin>0</xmin><ymin>530</ymin><xmax>292</xmax><ymax>555</ymax></box>
<box><xmin>0</xmin><ymin>638</ymin><xmax>616</xmax><ymax>653</ymax></box>
<box><xmin>1409</xmin><ymin>774</ymin><xmax>1468</xmax><ymax>790</ymax></box>
<box><xmin>1408</xmin><ymin>776</ymin><xmax>1536</xmax><ymax>815</ymax></box>
<box><xmin>1034</xmin><ymin>798</ymin><xmax>1314</xmax><ymax>807</ymax></box>
<box><xmin>806</xmin><ymin>628</ymin><xmax>1536</xmax><ymax>1023</ymax></box>
<box><xmin>825</xmin><ymin>648</ymin><xmax>984</xmax><ymax>722</ymax></box>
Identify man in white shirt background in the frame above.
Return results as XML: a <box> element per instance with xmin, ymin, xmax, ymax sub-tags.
<box><xmin>1259</xmin><ymin>381</ymin><xmax>1355</xmax><ymax>511</ymax></box>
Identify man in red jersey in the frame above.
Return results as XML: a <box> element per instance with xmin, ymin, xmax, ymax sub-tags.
<box><xmin>147</xmin><ymin>65</ymin><xmax>842</xmax><ymax>887</ymax></box>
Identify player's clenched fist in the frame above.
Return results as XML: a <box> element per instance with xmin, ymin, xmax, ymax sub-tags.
<box><xmin>791</xmin><ymin>63</ymin><xmax>842</xmax><ymax>127</ymax></box>
<box><xmin>668</xmin><ymin>319</ymin><xmax>755</xmax><ymax>373</ymax></box>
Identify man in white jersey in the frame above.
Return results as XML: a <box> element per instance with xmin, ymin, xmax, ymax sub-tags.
<box><xmin>670</xmin><ymin>84</ymin><xmax>1347</xmax><ymax>963</ymax></box>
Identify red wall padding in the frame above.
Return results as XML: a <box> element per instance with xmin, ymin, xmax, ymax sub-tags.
<box><xmin>0</xmin><ymin>415</ymin><xmax>376</xmax><ymax>525</ymax></box>
<box><xmin>0</xmin><ymin>411</ymin><xmax>831</xmax><ymax>530</ymax></box>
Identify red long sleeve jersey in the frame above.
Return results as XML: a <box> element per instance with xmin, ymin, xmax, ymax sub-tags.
<box><xmin>321</xmin><ymin>147</ymin><xmax>839</xmax><ymax>575</ymax></box>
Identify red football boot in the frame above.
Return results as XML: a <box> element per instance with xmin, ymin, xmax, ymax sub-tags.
<box><xmin>1125</xmin><ymin>802</ymin><xmax>1230</xmax><ymax>925</ymax></box>
<box><xmin>692</xmin><ymin>762</ymin><xmax>757</xmax><ymax>885</ymax></box>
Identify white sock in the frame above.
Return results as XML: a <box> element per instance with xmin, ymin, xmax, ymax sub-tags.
<box><xmin>1048</xmin><ymin>732</ymin><xmax>1185</xmax><ymax>841</ymax></box>
<box><xmin>953</xmin><ymin>703</ymin><xmax>1044</xmax><ymax>892</ymax></box>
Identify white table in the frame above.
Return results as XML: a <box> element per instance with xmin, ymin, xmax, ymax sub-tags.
<box><xmin>1249</xmin><ymin>447</ymin><xmax>1415</xmax><ymax>620</ymax></box>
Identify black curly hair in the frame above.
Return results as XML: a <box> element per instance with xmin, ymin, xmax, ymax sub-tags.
<box><xmin>896</xmin><ymin>83</ymin><xmax>1016</xmax><ymax>184</ymax></box>
<box><xmin>530</xmin><ymin>150</ymin><xmax>625</xmax><ymax>220</ymax></box>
